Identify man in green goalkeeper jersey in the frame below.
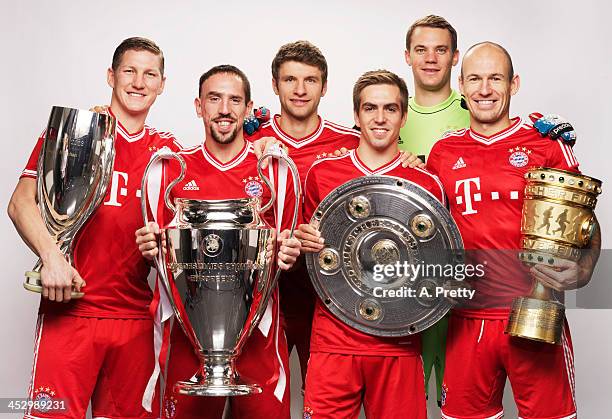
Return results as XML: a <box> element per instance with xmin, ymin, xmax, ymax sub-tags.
<box><xmin>399</xmin><ymin>15</ymin><xmax>470</xmax><ymax>162</ymax></box>
<box><xmin>399</xmin><ymin>15</ymin><xmax>469</xmax><ymax>407</ymax></box>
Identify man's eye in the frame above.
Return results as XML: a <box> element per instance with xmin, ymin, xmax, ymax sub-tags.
<box><xmin>124</xmin><ymin>69</ymin><xmax>134</xmax><ymax>74</ymax></box>
<box><xmin>415</xmin><ymin>48</ymin><xmax>425</xmax><ymax>54</ymax></box>
<box><xmin>436</xmin><ymin>48</ymin><xmax>447</xmax><ymax>54</ymax></box>
<box><xmin>146</xmin><ymin>72</ymin><xmax>157</xmax><ymax>77</ymax></box>
<box><xmin>231</xmin><ymin>98</ymin><xmax>242</xmax><ymax>104</ymax></box>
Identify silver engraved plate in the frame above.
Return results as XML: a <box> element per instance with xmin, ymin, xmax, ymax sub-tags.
<box><xmin>24</xmin><ymin>106</ymin><xmax>116</xmax><ymax>297</ymax></box>
<box><xmin>306</xmin><ymin>176</ymin><xmax>463</xmax><ymax>337</ymax></box>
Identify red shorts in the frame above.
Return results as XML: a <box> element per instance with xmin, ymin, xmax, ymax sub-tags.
<box><xmin>278</xmin><ymin>267</ymin><xmax>316</xmax><ymax>387</ymax></box>
<box><xmin>162</xmin><ymin>319</ymin><xmax>290</xmax><ymax>419</ymax></box>
<box><xmin>441</xmin><ymin>314</ymin><xmax>576</xmax><ymax>419</ymax></box>
<box><xmin>25</xmin><ymin>314</ymin><xmax>158</xmax><ymax>419</ymax></box>
<box><xmin>303</xmin><ymin>353</ymin><xmax>427</xmax><ymax>419</ymax></box>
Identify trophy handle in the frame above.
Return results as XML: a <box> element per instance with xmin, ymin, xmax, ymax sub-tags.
<box><xmin>256</xmin><ymin>143</ymin><xmax>301</xmax><ymax>238</ymax></box>
<box><xmin>140</xmin><ymin>148</ymin><xmax>187</xmax><ymax>226</ymax></box>
<box><xmin>254</xmin><ymin>144</ymin><xmax>301</xmax><ymax>323</ymax></box>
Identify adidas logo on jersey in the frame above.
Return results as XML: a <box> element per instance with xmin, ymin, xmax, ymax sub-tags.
<box><xmin>183</xmin><ymin>180</ymin><xmax>200</xmax><ymax>191</ymax></box>
<box><xmin>452</xmin><ymin>157</ymin><xmax>467</xmax><ymax>170</ymax></box>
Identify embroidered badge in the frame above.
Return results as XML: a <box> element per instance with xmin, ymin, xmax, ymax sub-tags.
<box><xmin>164</xmin><ymin>396</ymin><xmax>177</xmax><ymax>418</ymax></box>
<box><xmin>508</xmin><ymin>146</ymin><xmax>532</xmax><ymax>168</ymax></box>
<box><xmin>303</xmin><ymin>405</ymin><xmax>314</xmax><ymax>419</ymax></box>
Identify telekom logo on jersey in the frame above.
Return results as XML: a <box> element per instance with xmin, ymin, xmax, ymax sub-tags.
<box><xmin>454</xmin><ymin>177</ymin><xmax>521</xmax><ymax>215</ymax></box>
<box><xmin>103</xmin><ymin>171</ymin><xmax>141</xmax><ymax>206</ymax></box>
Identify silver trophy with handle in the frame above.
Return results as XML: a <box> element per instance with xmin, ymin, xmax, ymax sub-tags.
<box><xmin>24</xmin><ymin>106</ymin><xmax>116</xmax><ymax>298</ymax></box>
<box><xmin>141</xmin><ymin>145</ymin><xmax>300</xmax><ymax>396</ymax></box>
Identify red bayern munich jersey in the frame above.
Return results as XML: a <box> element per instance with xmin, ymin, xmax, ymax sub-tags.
<box><xmin>427</xmin><ymin>117</ymin><xmax>579</xmax><ymax>317</ymax></box>
<box><xmin>160</xmin><ymin>140</ymin><xmax>297</xmax><ymax>233</ymax></box>
<box><xmin>247</xmin><ymin>115</ymin><xmax>360</xmax><ymax>189</ymax></box>
<box><xmin>21</xmin><ymin>115</ymin><xmax>182</xmax><ymax>318</ymax></box>
<box><xmin>303</xmin><ymin>149</ymin><xmax>445</xmax><ymax>355</ymax></box>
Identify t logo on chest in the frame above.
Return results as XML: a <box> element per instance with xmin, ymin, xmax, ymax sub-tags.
<box><xmin>454</xmin><ymin>177</ymin><xmax>522</xmax><ymax>216</ymax></box>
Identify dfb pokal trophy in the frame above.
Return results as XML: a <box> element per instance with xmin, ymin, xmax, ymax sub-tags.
<box><xmin>141</xmin><ymin>146</ymin><xmax>300</xmax><ymax>396</ymax></box>
<box><xmin>24</xmin><ymin>106</ymin><xmax>116</xmax><ymax>298</ymax></box>
<box><xmin>506</xmin><ymin>167</ymin><xmax>602</xmax><ymax>344</ymax></box>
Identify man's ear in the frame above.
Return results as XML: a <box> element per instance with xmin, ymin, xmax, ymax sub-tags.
<box><xmin>272</xmin><ymin>78</ymin><xmax>279</xmax><ymax>96</ymax></box>
<box><xmin>194</xmin><ymin>97</ymin><xmax>203</xmax><ymax>118</ymax></box>
<box><xmin>107</xmin><ymin>68</ymin><xmax>115</xmax><ymax>89</ymax></box>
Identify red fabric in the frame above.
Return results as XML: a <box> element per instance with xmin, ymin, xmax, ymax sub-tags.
<box><xmin>441</xmin><ymin>315</ymin><xmax>576</xmax><ymax>419</ymax></box>
<box><xmin>21</xmin><ymin>120</ymin><xmax>182</xmax><ymax>319</ymax></box>
<box><xmin>26</xmin><ymin>314</ymin><xmax>158</xmax><ymax>419</ymax></box>
<box><xmin>303</xmin><ymin>353</ymin><xmax>427</xmax><ymax>419</ymax></box>
<box><xmin>302</xmin><ymin>149</ymin><xmax>444</xmax><ymax>356</ymax></box>
<box><xmin>427</xmin><ymin>117</ymin><xmax>580</xmax><ymax>317</ymax></box>
<box><xmin>247</xmin><ymin>115</ymin><xmax>360</xmax><ymax>190</ymax></box>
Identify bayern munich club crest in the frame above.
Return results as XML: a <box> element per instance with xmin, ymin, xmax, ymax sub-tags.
<box><xmin>164</xmin><ymin>396</ymin><xmax>177</xmax><ymax>418</ymax></box>
<box><xmin>33</xmin><ymin>386</ymin><xmax>56</xmax><ymax>412</ymax></box>
<box><xmin>441</xmin><ymin>384</ymin><xmax>448</xmax><ymax>407</ymax></box>
<box><xmin>243</xmin><ymin>176</ymin><xmax>264</xmax><ymax>197</ymax></box>
<box><xmin>508</xmin><ymin>146</ymin><xmax>532</xmax><ymax>168</ymax></box>
<box><xmin>303</xmin><ymin>405</ymin><xmax>314</xmax><ymax>419</ymax></box>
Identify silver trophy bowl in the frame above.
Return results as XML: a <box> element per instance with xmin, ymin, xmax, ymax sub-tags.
<box><xmin>141</xmin><ymin>146</ymin><xmax>300</xmax><ymax>396</ymax></box>
<box><xmin>24</xmin><ymin>106</ymin><xmax>116</xmax><ymax>298</ymax></box>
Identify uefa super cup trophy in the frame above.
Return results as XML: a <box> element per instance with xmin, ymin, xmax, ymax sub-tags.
<box><xmin>141</xmin><ymin>146</ymin><xmax>300</xmax><ymax>396</ymax></box>
<box><xmin>24</xmin><ymin>106</ymin><xmax>116</xmax><ymax>298</ymax></box>
<box><xmin>506</xmin><ymin>167</ymin><xmax>602</xmax><ymax>344</ymax></box>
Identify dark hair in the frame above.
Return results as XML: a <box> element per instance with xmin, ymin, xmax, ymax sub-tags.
<box><xmin>405</xmin><ymin>15</ymin><xmax>458</xmax><ymax>53</ymax></box>
<box><xmin>461</xmin><ymin>42</ymin><xmax>514</xmax><ymax>80</ymax></box>
<box><xmin>353</xmin><ymin>70</ymin><xmax>409</xmax><ymax>115</ymax></box>
<box><xmin>271</xmin><ymin>40</ymin><xmax>328</xmax><ymax>85</ymax></box>
<box><xmin>112</xmin><ymin>37</ymin><xmax>164</xmax><ymax>75</ymax></box>
<box><xmin>197</xmin><ymin>65</ymin><xmax>251</xmax><ymax>102</ymax></box>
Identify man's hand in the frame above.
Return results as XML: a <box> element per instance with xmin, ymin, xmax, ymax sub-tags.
<box><xmin>89</xmin><ymin>105</ymin><xmax>110</xmax><ymax>114</ymax></box>
<box><xmin>136</xmin><ymin>222</ymin><xmax>161</xmax><ymax>260</ymax></box>
<box><xmin>399</xmin><ymin>151</ymin><xmax>425</xmax><ymax>168</ymax></box>
<box><xmin>529</xmin><ymin>112</ymin><xmax>576</xmax><ymax>146</ymax></box>
<box><xmin>252</xmin><ymin>136</ymin><xmax>287</xmax><ymax>169</ymax></box>
<box><xmin>530</xmin><ymin>259</ymin><xmax>585</xmax><ymax>292</ymax></box>
<box><xmin>331</xmin><ymin>147</ymin><xmax>351</xmax><ymax>157</ymax></box>
<box><xmin>40</xmin><ymin>249</ymin><xmax>85</xmax><ymax>303</ymax></box>
<box><xmin>277</xmin><ymin>229</ymin><xmax>301</xmax><ymax>270</ymax></box>
<box><xmin>294</xmin><ymin>223</ymin><xmax>325</xmax><ymax>253</ymax></box>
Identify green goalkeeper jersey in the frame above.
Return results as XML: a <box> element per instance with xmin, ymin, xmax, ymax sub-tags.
<box><xmin>399</xmin><ymin>89</ymin><xmax>470</xmax><ymax>161</ymax></box>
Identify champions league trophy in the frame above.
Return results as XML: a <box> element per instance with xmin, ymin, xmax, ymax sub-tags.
<box><xmin>306</xmin><ymin>176</ymin><xmax>463</xmax><ymax>337</ymax></box>
<box><xmin>506</xmin><ymin>168</ymin><xmax>602</xmax><ymax>344</ymax></box>
<box><xmin>24</xmin><ymin>106</ymin><xmax>116</xmax><ymax>298</ymax></box>
<box><xmin>141</xmin><ymin>146</ymin><xmax>300</xmax><ymax>396</ymax></box>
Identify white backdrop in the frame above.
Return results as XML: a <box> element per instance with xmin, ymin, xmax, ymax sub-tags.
<box><xmin>1</xmin><ymin>1</ymin><xmax>610</xmax><ymax>417</ymax></box>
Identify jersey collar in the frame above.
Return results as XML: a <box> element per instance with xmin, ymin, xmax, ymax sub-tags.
<box><xmin>350</xmin><ymin>149</ymin><xmax>402</xmax><ymax>176</ymax></box>
<box><xmin>468</xmin><ymin>117</ymin><xmax>523</xmax><ymax>145</ymax></box>
<box><xmin>270</xmin><ymin>114</ymin><xmax>324</xmax><ymax>148</ymax></box>
<box><xmin>201</xmin><ymin>140</ymin><xmax>251</xmax><ymax>171</ymax></box>
<box><xmin>107</xmin><ymin>107</ymin><xmax>146</xmax><ymax>142</ymax></box>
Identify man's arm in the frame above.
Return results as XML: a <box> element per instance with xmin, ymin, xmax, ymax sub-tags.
<box><xmin>531</xmin><ymin>216</ymin><xmax>601</xmax><ymax>291</ymax></box>
<box><xmin>7</xmin><ymin>177</ymin><xmax>84</xmax><ymax>302</ymax></box>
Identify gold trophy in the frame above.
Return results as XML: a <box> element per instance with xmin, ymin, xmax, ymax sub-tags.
<box><xmin>506</xmin><ymin>167</ymin><xmax>601</xmax><ymax>344</ymax></box>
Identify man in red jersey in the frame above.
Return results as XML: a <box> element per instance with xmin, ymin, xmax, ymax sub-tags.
<box><xmin>135</xmin><ymin>65</ymin><xmax>301</xmax><ymax>419</ymax></box>
<box><xmin>426</xmin><ymin>42</ymin><xmax>601</xmax><ymax>419</ymax></box>
<box><xmin>296</xmin><ymin>70</ymin><xmax>445</xmax><ymax>419</ymax></box>
<box><xmin>248</xmin><ymin>41</ymin><xmax>361</xmax><ymax>389</ymax></box>
<box><xmin>8</xmin><ymin>37</ymin><xmax>182</xmax><ymax>419</ymax></box>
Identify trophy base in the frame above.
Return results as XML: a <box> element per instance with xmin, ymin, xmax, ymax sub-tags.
<box><xmin>505</xmin><ymin>296</ymin><xmax>564</xmax><ymax>344</ymax></box>
<box><xmin>24</xmin><ymin>271</ymin><xmax>84</xmax><ymax>299</ymax></box>
<box><xmin>174</xmin><ymin>378</ymin><xmax>262</xmax><ymax>397</ymax></box>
